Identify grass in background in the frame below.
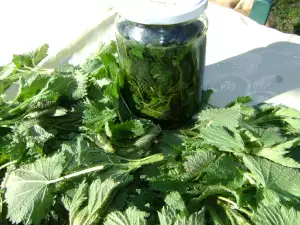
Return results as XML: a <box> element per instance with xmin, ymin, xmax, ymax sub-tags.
<box><xmin>272</xmin><ymin>0</ymin><xmax>300</xmax><ymax>34</ymax></box>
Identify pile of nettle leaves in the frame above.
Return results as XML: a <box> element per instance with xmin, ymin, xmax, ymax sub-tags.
<box><xmin>1</xmin><ymin>42</ymin><xmax>300</xmax><ymax>225</ymax></box>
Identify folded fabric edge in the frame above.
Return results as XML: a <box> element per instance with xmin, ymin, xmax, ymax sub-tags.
<box><xmin>39</xmin><ymin>7</ymin><xmax>116</xmax><ymax>69</ymax></box>
<box><xmin>266</xmin><ymin>88</ymin><xmax>300</xmax><ymax>111</ymax></box>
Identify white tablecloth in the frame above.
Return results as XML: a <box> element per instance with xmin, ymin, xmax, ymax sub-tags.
<box><xmin>1</xmin><ymin>0</ymin><xmax>300</xmax><ymax>108</ymax></box>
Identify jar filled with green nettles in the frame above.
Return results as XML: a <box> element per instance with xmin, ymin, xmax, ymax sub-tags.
<box><xmin>115</xmin><ymin>0</ymin><xmax>208</xmax><ymax>128</ymax></box>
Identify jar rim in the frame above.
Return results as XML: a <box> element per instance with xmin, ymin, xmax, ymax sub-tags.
<box><xmin>113</xmin><ymin>0</ymin><xmax>208</xmax><ymax>25</ymax></box>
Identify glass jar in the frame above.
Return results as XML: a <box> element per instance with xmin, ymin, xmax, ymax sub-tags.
<box><xmin>115</xmin><ymin>0</ymin><xmax>208</xmax><ymax>128</ymax></box>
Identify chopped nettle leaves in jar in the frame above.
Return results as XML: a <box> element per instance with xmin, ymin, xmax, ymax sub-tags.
<box><xmin>116</xmin><ymin>18</ymin><xmax>207</xmax><ymax>128</ymax></box>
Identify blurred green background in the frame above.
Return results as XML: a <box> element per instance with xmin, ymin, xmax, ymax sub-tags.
<box><xmin>272</xmin><ymin>0</ymin><xmax>300</xmax><ymax>34</ymax></box>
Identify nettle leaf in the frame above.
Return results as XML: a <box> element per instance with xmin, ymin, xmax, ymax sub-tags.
<box><xmin>23</xmin><ymin>92</ymin><xmax>59</xmax><ymax>113</ymax></box>
<box><xmin>96</xmin><ymin>78</ymin><xmax>112</xmax><ymax>88</ymax></box>
<box><xmin>23</xmin><ymin>106</ymin><xmax>66</xmax><ymax>119</ymax></box>
<box><xmin>61</xmin><ymin>135</ymin><xmax>95</xmax><ymax>170</ymax></box>
<box><xmin>0</xmin><ymin>45</ymin><xmax>49</xmax><ymax>95</ymax></box>
<box><xmin>5</xmin><ymin>153</ymin><xmax>65</xmax><ymax>225</ymax></box>
<box><xmin>108</xmin><ymin>120</ymin><xmax>145</xmax><ymax>140</ymax></box>
<box><xmin>256</xmin><ymin>138</ymin><xmax>300</xmax><ymax>168</ymax></box>
<box><xmin>30</xmin><ymin>44</ymin><xmax>49</xmax><ymax>66</ymax></box>
<box><xmin>0</xmin><ymin>63</ymin><xmax>15</xmax><ymax>80</ymax></box>
<box><xmin>242</xmin><ymin>126</ymin><xmax>286</xmax><ymax>149</ymax></box>
<box><xmin>241</xmin><ymin>128</ymin><xmax>262</xmax><ymax>147</ymax></box>
<box><xmin>132</xmin><ymin>125</ymin><xmax>161</xmax><ymax>149</ymax></box>
<box><xmin>20</xmin><ymin>124</ymin><xmax>54</xmax><ymax>148</ymax></box>
<box><xmin>199</xmin><ymin>126</ymin><xmax>245</xmax><ymax>152</ymax></box>
<box><xmin>46</xmin><ymin>74</ymin><xmax>87</xmax><ymax>100</ymax></box>
<box><xmin>255</xmin><ymin>127</ymin><xmax>285</xmax><ymax>147</ymax></box>
<box><xmin>283</xmin><ymin>118</ymin><xmax>300</xmax><ymax>133</ymax></box>
<box><xmin>62</xmin><ymin>135</ymin><xmax>118</xmax><ymax>169</ymax></box>
<box><xmin>17</xmin><ymin>74</ymin><xmax>51</xmax><ymax>102</ymax></box>
<box><xmin>89</xmin><ymin>133</ymin><xmax>115</xmax><ymax>153</ymax></box>
<box><xmin>81</xmin><ymin>55</ymin><xmax>103</xmax><ymax>76</ymax></box>
<box><xmin>83</xmin><ymin>99</ymin><xmax>117</xmax><ymax>133</ymax></box>
<box><xmin>72</xmin><ymin>207</ymin><xmax>89</xmax><ymax>225</ymax></box>
<box><xmin>224</xmin><ymin>207</ymin><xmax>252</xmax><ymax>225</ymax></box>
<box><xmin>104</xmin><ymin>207</ymin><xmax>148</xmax><ymax>225</ymax></box>
<box><xmin>158</xmin><ymin>192</ymin><xmax>186</xmax><ymax>225</ymax></box>
<box><xmin>99</xmin><ymin>41</ymin><xmax>123</xmax><ymax>97</ymax></box>
<box><xmin>243</xmin><ymin>155</ymin><xmax>300</xmax><ymax>204</ymax></box>
<box><xmin>195</xmin><ymin>105</ymin><xmax>241</xmax><ymax>130</ymax></box>
<box><xmin>184</xmin><ymin>151</ymin><xmax>216</xmax><ymax>178</ymax></box>
<box><xmin>253</xmin><ymin>202</ymin><xmax>300</xmax><ymax>225</ymax></box>
<box><xmin>0</xmin><ymin>133</ymin><xmax>26</xmax><ymax>163</ymax></box>
<box><xmin>158</xmin><ymin>206</ymin><xmax>178</xmax><ymax>225</ymax></box>
<box><xmin>252</xmin><ymin>105</ymin><xmax>300</xmax><ymax>133</ymax></box>
<box><xmin>58</xmin><ymin>63</ymin><xmax>77</xmax><ymax>74</ymax></box>
<box><xmin>87</xmin><ymin>178</ymin><xmax>120</xmax><ymax>222</ymax></box>
<box><xmin>158</xmin><ymin>192</ymin><xmax>205</xmax><ymax>225</ymax></box>
<box><xmin>206</xmin><ymin>205</ymin><xmax>229</xmax><ymax>225</ymax></box>
<box><xmin>6</xmin><ymin>74</ymin><xmax>83</xmax><ymax>116</ymax></box>
<box><xmin>9</xmin><ymin>121</ymin><xmax>54</xmax><ymax>157</ymax></box>
<box><xmin>203</xmin><ymin>155</ymin><xmax>244</xmax><ymax>188</ymax></box>
<box><xmin>173</xmin><ymin>209</ymin><xmax>205</xmax><ymax>225</ymax></box>
<box><xmin>274</xmin><ymin>106</ymin><xmax>300</xmax><ymax>119</ymax></box>
<box><xmin>65</xmin><ymin>178</ymin><xmax>120</xmax><ymax>225</ymax></box>
<box><xmin>62</xmin><ymin>181</ymin><xmax>88</xmax><ymax>224</ymax></box>
<box><xmin>164</xmin><ymin>191</ymin><xmax>188</xmax><ymax>215</ymax></box>
<box><xmin>227</xmin><ymin>96</ymin><xmax>252</xmax><ymax>106</ymax></box>
<box><xmin>51</xmin><ymin>107</ymin><xmax>68</xmax><ymax>117</ymax></box>
<box><xmin>12</xmin><ymin>44</ymin><xmax>49</xmax><ymax>68</ymax></box>
<box><xmin>68</xmin><ymin>72</ymin><xmax>88</xmax><ymax>100</ymax></box>
<box><xmin>192</xmin><ymin>185</ymin><xmax>240</xmax><ymax>204</ymax></box>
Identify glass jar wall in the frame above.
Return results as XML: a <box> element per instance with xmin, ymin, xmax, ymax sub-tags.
<box><xmin>115</xmin><ymin>13</ymin><xmax>207</xmax><ymax>128</ymax></box>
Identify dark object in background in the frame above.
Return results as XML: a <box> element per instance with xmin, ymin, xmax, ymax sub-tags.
<box><xmin>294</xmin><ymin>24</ymin><xmax>300</xmax><ymax>36</ymax></box>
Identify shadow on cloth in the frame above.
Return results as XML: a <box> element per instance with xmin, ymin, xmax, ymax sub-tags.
<box><xmin>204</xmin><ymin>41</ymin><xmax>300</xmax><ymax>108</ymax></box>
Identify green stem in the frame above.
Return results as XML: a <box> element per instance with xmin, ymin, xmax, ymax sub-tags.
<box><xmin>8</xmin><ymin>89</ymin><xmax>50</xmax><ymax>115</ymax></box>
<box><xmin>248</xmin><ymin>115</ymin><xmax>280</xmax><ymax>125</ymax></box>
<box><xmin>47</xmin><ymin>164</ymin><xmax>105</xmax><ymax>184</ymax></box>
<box><xmin>224</xmin><ymin>206</ymin><xmax>237</xmax><ymax>225</ymax></box>
<box><xmin>218</xmin><ymin>196</ymin><xmax>238</xmax><ymax>208</ymax></box>
<box><xmin>218</xmin><ymin>196</ymin><xmax>252</xmax><ymax>217</ymax></box>
<box><xmin>0</xmin><ymin>114</ymin><xmax>25</xmax><ymax>126</ymax></box>
<box><xmin>7</xmin><ymin>99</ymin><xmax>31</xmax><ymax>114</ymax></box>
<box><xmin>190</xmin><ymin>124</ymin><xmax>201</xmax><ymax>131</ymax></box>
<box><xmin>135</xmin><ymin>153</ymin><xmax>164</xmax><ymax>165</ymax></box>
<box><xmin>120</xmin><ymin>153</ymin><xmax>164</xmax><ymax>169</ymax></box>
<box><xmin>2</xmin><ymin>98</ymin><xmax>19</xmax><ymax>112</ymax></box>
<box><xmin>0</xmin><ymin>160</ymin><xmax>17</xmax><ymax>171</ymax></box>
<box><xmin>120</xmin><ymin>95</ymin><xmax>134</xmax><ymax>117</ymax></box>
<box><xmin>47</xmin><ymin>153</ymin><xmax>163</xmax><ymax>185</ymax></box>
<box><xmin>237</xmin><ymin>208</ymin><xmax>252</xmax><ymax>217</ymax></box>
<box><xmin>180</xmin><ymin>129</ymin><xmax>199</xmax><ymax>137</ymax></box>
<box><xmin>244</xmin><ymin>173</ymin><xmax>256</xmax><ymax>185</ymax></box>
<box><xmin>18</xmin><ymin>67</ymin><xmax>54</xmax><ymax>74</ymax></box>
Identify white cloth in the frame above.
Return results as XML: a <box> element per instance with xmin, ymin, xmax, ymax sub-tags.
<box><xmin>1</xmin><ymin>1</ymin><xmax>300</xmax><ymax>109</ymax></box>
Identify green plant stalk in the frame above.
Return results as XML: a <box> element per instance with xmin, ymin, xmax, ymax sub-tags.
<box><xmin>0</xmin><ymin>114</ymin><xmax>25</xmax><ymax>126</ymax></box>
<box><xmin>47</xmin><ymin>153</ymin><xmax>164</xmax><ymax>185</ymax></box>
<box><xmin>7</xmin><ymin>91</ymin><xmax>51</xmax><ymax>115</ymax></box>
<box><xmin>218</xmin><ymin>196</ymin><xmax>252</xmax><ymax>217</ymax></box>
<box><xmin>128</xmin><ymin>153</ymin><xmax>164</xmax><ymax>169</ymax></box>
<box><xmin>0</xmin><ymin>160</ymin><xmax>18</xmax><ymax>171</ymax></box>
<box><xmin>247</xmin><ymin>114</ymin><xmax>281</xmax><ymax>125</ymax></box>
<box><xmin>47</xmin><ymin>165</ymin><xmax>105</xmax><ymax>184</ymax></box>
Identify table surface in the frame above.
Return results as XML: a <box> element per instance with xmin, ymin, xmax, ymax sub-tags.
<box><xmin>1</xmin><ymin>0</ymin><xmax>300</xmax><ymax>109</ymax></box>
